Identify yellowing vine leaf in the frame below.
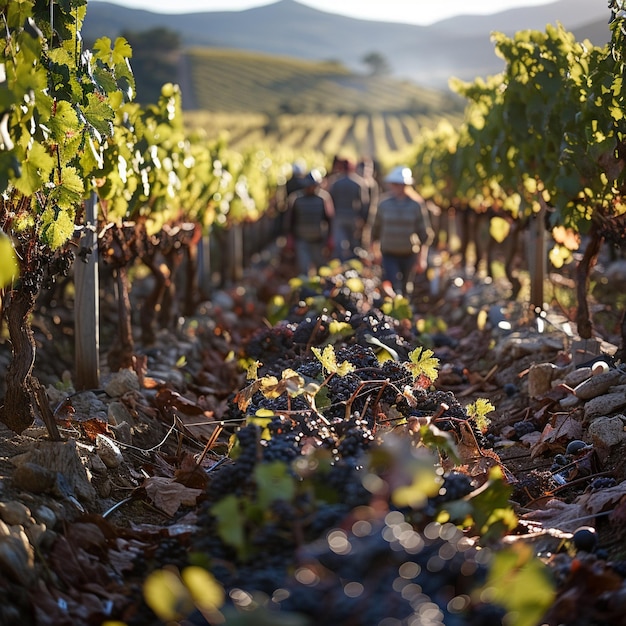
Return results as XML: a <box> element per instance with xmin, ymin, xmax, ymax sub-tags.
<box><xmin>181</xmin><ymin>567</ymin><xmax>225</xmax><ymax>616</ymax></box>
<box><xmin>466</xmin><ymin>398</ymin><xmax>495</xmax><ymax>431</ymax></box>
<box><xmin>404</xmin><ymin>347</ymin><xmax>439</xmax><ymax>382</ymax></box>
<box><xmin>489</xmin><ymin>215</ymin><xmax>511</xmax><ymax>243</ymax></box>
<box><xmin>0</xmin><ymin>233</ymin><xmax>19</xmax><ymax>287</ymax></box>
<box><xmin>311</xmin><ymin>345</ymin><xmax>355</xmax><ymax>376</ymax></box>
<box><xmin>245</xmin><ymin>360</ymin><xmax>261</xmax><ymax>380</ymax></box>
<box><xmin>144</xmin><ymin>568</ymin><xmax>194</xmax><ymax>621</ymax></box>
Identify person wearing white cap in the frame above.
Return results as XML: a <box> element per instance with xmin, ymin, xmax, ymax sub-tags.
<box><xmin>367</xmin><ymin>165</ymin><xmax>434</xmax><ymax>297</ymax></box>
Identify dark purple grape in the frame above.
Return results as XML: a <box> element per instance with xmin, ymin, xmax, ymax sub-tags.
<box><xmin>572</xmin><ymin>526</ymin><xmax>598</xmax><ymax>552</ymax></box>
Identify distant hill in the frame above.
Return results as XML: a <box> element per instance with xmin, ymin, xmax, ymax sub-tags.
<box><xmin>185</xmin><ymin>48</ymin><xmax>461</xmax><ymax>115</ymax></box>
<box><xmin>84</xmin><ymin>0</ymin><xmax>610</xmax><ymax>91</ymax></box>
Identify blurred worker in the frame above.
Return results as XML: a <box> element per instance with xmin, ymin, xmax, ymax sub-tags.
<box><xmin>356</xmin><ymin>157</ymin><xmax>380</xmax><ymax>249</ymax></box>
<box><xmin>286</xmin><ymin>169</ymin><xmax>334</xmax><ymax>276</ymax></box>
<box><xmin>328</xmin><ymin>158</ymin><xmax>369</xmax><ymax>262</ymax></box>
<box><xmin>367</xmin><ymin>165</ymin><xmax>434</xmax><ymax>297</ymax></box>
<box><xmin>275</xmin><ymin>161</ymin><xmax>306</xmax><ymax>238</ymax></box>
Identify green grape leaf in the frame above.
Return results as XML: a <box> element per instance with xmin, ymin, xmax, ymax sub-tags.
<box><xmin>328</xmin><ymin>320</ymin><xmax>353</xmax><ymax>339</ymax></box>
<box><xmin>14</xmin><ymin>141</ymin><xmax>55</xmax><ymax>196</ymax></box>
<box><xmin>212</xmin><ymin>495</ymin><xmax>247</xmax><ymax>558</ymax></box>
<box><xmin>112</xmin><ymin>37</ymin><xmax>133</xmax><ymax>65</ymax></box>
<box><xmin>50</xmin><ymin>166</ymin><xmax>84</xmax><ymax>209</ymax></box>
<box><xmin>91</xmin><ymin>36</ymin><xmax>114</xmax><ymax>63</ymax></box>
<box><xmin>254</xmin><ymin>461</ymin><xmax>295</xmax><ymax>510</ymax></box>
<box><xmin>92</xmin><ymin>62</ymin><xmax>118</xmax><ymax>95</ymax></box>
<box><xmin>245</xmin><ymin>360</ymin><xmax>262</xmax><ymax>380</ymax></box>
<box><xmin>248</xmin><ymin>409</ymin><xmax>273</xmax><ymax>439</ymax></box>
<box><xmin>381</xmin><ymin>294</ymin><xmax>413</xmax><ymax>320</ymax></box>
<box><xmin>469</xmin><ymin>467</ymin><xmax>517</xmax><ymax>541</ymax></box>
<box><xmin>344</xmin><ymin>276</ymin><xmax>364</xmax><ymax>293</ymax></box>
<box><xmin>481</xmin><ymin>543</ymin><xmax>555</xmax><ymax>626</ymax></box>
<box><xmin>404</xmin><ymin>347</ymin><xmax>439</xmax><ymax>382</ymax></box>
<box><xmin>420</xmin><ymin>422</ymin><xmax>461</xmax><ymax>464</ymax></box>
<box><xmin>47</xmin><ymin>47</ymin><xmax>73</xmax><ymax>82</ymax></box>
<box><xmin>489</xmin><ymin>216</ymin><xmax>510</xmax><ymax>243</ymax></box>
<box><xmin>180</xmin><ymin>566</ymin><xmax>225</xmax><ymax>614</ymax></box>
<box><xmin>373</xmin><ymin>434</ymin><xmax>442</xmax><ymax>509</ymax></box>
<box><xmin>391</xmin><ymin>457</ymin><xmax>441</xmax><ymax>509</ymax></box>
<box><xmin>83</xmin><ymin>92</ymin><xmax>114</xmax><ymax>137</ymax></box>
<box><xmin>40</xmin><ymin>206</ymin><xmax>75</xmax><ymax>249</ymax></box>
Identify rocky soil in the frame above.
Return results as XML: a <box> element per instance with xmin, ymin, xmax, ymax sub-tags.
<box><xmin>1</xmin><ymin>245</ymin><xmax>626</xmax><ymax>625</ymax></box>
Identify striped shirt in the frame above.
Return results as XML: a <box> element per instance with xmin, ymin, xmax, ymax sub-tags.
<box><xmin>370</xmin><ymin>193</ymin><xmax>434</xmax><ymax>255</ymax></box>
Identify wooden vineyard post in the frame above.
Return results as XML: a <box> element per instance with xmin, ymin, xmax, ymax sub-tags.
<box><xmin>528</xmin><ymin>200</ymin><xmax>547</xmax><ymax>312</ymax></box>
<box><xmin>197</xmin><ymin>230</ymin><xmax>212</xmax><ymax>298</ymax></box>
<box><xmin>74</xmin><ymin>192</ymin><xmax>100</xmax><ymax>390</ymax></box>
<box><xmin>228</xmin><ymin>223</ymin><xmax>244</xmax><ymax>283</ymax></box>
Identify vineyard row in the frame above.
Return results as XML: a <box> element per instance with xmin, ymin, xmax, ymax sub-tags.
<box><xmin>184</xmin><ymin>111</ymin><xmax>463</xmax><ymax>161</ymax></box>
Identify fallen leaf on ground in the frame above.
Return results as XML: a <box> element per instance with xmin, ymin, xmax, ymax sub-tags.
<box><xmin>530</xmin><ymin>413</ymin><xmax>583</xmax><ymax>458</ymax></box>
<box><xmin>143</xmin><ymin>476</ymin><xmax>204</xmax><ymax>516</ymax></box>
<box><xmin>576</xmin><ymin>483</ymin><xmax>626</xmax><ymax>515</ymax></box>
<box><xmin>521</xmin><ymin>498</ymin><xmax>589</xmax><ymax>533</ymax></box>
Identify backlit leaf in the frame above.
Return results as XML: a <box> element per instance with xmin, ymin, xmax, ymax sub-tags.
<box><xmin>143</xmin><ymin>568</ymin><xmax>193</xmax><ymax>622</ymax></box>
<box><xmin>404</xmin><ymin>347</ymin><xmax>439</xmax><ymax>382</ymax></box>
<box><xmin>0</xmin><ymin>232</ymin><xmax>19</xmax><ymax>287</ymax></box>
<box><xmin>83</xmin><ymin>92</ymin><xmax>114</xmax><ymax>137</ymax></box>
<box><xmin>40</xmin><ymin>206</ymin><xmax>75</xmax><ymax>249</ymax></box>
<box><xmin>311</xmin><ymin>344</ymin><xmax>355</xmax><ymax>376</ymax></box>
<box><xmin>181</xmin><ymin>566</ymin><xmax>225</xmax><ymax>613</ymax></box>
<box><xmin>14</xmin><ymin>141</ymin><xmax>55</xmax><ymax>196</ymax></box>
<box><xmin>254</xmin><ymin>461</ymin><xmax>295</xmax><ymax>509</ymax></box>
<box><xmin>489</xmin><ymin>216</ymin><xmax>510</xmax><ymax>243</ymax></box>
<box><xmin>482</xmin><ymin>543</ymin><xmax>555</xmax><ymax>626</ymax></box>
<box><xmin>212</xmin><ymin>495</ymin><xmax>246</xmax><ymax>556</ymax></box>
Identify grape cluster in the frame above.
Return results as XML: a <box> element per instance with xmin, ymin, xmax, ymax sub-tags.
<box><xmin>511</xmin><ymin>469</ymin><xmax>559</xmax><ymax>505</ymax></box>
<box><xmin>336</xmin><ymin>424</ymin><xmax>375</xmax><ymax>458</ymax></box>
<box><xmin>243</xmin><ymin>324</ymin><xmax>296</xmax><ymax>365</ymax></box>
<box><xmin>436</xmin><ymin>470</ymin><xmax>475</xmax><ymax>503</ymax></box>
<box><xmin>273</xmin><ymin>517</ymin><xmax>494</xmax><ymax>626</ymax></box>
<box><xmin>291</xmin><ymin>313</ymin><xmax>330</xmax><ymax>346</ymax></box>
<box><xmin>513</xmin><ymin>420</ymin><xmax>537</xmax><ymax>439</ymax></box>
<box><xmin>261</xmin><ymin>428</ymin><xmax>301</xmax><ymax>463</ymax></box>
<box><xmin>352</xmin><ymin>309</ymin><xmax>412</xmax><ymax>361</ymax></box>
<box><xmin>587</xmin><ymin>476</ymin><xmax>617</xmax><ymax>491</ymax></box>
<box><xmin>42</xmin><ymin>248</ymin><xmax>75</xmax><ymax>289</ymax></box>
<box><xmin>599</xmin><ymin>214</ymin><xmax>626</xmax><ymax>250</ymax></box>
<box><xmin>181</xmin><ymin>291</ymin><xmax>518</xmax><ymax>625</ymax></box>
<box><xmin>207</xmin><ymin>423</ymin><xmax>260</xmax><ymax>499</ymax></box>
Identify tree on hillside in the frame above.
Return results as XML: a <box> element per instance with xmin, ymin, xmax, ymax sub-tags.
<box><xmin>362</xmin><ymin>51</ymin><xmax>391</xmax><ymax>76</ymax></box>
<box><xmin>121</xmin><ymin>27</ymin><xmax>181</xmax><ymax>104</ymax></box>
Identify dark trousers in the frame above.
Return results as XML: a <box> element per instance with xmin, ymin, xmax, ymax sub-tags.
<box><xmin>382</xmin><ymin>252</ymin><xmax>416</xmax><ymax>295</ymax></box>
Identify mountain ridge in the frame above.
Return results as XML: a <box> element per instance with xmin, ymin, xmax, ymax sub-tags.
<box><xmin>84</xmin><ymin>0</ymin><xmax>611</xmax><ymax>89</ymax></box>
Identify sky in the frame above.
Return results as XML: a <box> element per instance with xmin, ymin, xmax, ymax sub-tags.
<box><xmin>93</xmin><ymin>0</ymin><xmax>557</xmax><ymax>26</ymax></box>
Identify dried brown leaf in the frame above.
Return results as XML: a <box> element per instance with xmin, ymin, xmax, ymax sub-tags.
<box><xmin>174</xmin><ymin>452</ymin><xmax>209</xmax><ymax>490</ymax></box>
<box><xmin>156</xmin><ymin>388</ymin><xmax>205</xmax><ymax>415</ymax></box>
<box><xmin>143</xmin><ymin>476</ymin><xmax>203</xmax><ymax>516</ymax></box>
<box><xmin>530</xmin><ymin>413</ymin><xmax>583</xmax><ymax>458</ymax></box>
<box><xmin>521</xmin><ymin>498</ymin><xmax>588</xmax><ymax>533</ymax></box>
<box><xmin>577</xmin><ymin>483</ymin><xmax>626</xmax><ymax>515</ymax></box>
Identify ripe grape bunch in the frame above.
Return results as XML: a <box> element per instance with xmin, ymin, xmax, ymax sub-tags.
<box><xmin>176</xmin><ymin>323</ymin><xmax>506</xmax><ymax>626</ymax></box>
